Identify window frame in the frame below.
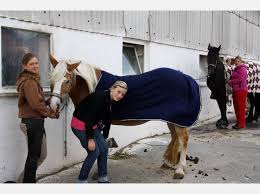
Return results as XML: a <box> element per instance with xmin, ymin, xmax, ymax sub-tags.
<box><xmin>122</xmin><ymin>41</ymin><xmax>145</xmax><ymax>76</ymax></box>
<box><xmin>199</xmin><ymin>54</ymin><xmax>208</xmax><ymax>85</ymax></box>
<box><xmin>123</xmin><ymin>43</ymin><xmax>143</xmax><ymax>75</ymax></box>
<box><xmin>0</xmin><ymin>22</ymin><xmax>53</xmax><ymax>96</ymax></box>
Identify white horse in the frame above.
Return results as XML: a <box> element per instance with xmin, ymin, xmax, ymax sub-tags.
<box><xmin>48</xmin><ymin>55</ymin><xmax>200</xmax><ymax>179</ymax></box>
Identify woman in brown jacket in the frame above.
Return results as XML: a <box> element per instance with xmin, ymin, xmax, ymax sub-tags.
<box><xmin>16</xmin><ymin>53</ymin><xmax>58</xmax><ymax>183</ymax></box>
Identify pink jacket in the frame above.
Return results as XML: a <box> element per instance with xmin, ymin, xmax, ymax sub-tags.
<box><xmin>228</xmin><ymin>64</ymin><xmax>247</xmax><ymax>92</ymax></box>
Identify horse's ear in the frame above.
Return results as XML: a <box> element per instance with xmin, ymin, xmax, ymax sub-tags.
<box><xmin>50</xmin><ymin>55</ymin><xmax>59</xmax><ymax>68</ymax></box>
<box><xmin>208</xmin><ymin>43</ymin><xmax>211</xmax><ymax>50</ymax></box>
<box><xmin>218</xmin><ymin>45</ymin><xmax>221</xmax><ymax>51</ymax></box>
<box><xmin>67</xmin><ymin>61</ymin><xmax>81</xmax><ymax>72</ymax></box>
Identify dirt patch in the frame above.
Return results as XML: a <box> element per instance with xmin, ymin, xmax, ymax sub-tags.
<box><xmin>109</xmin><ymin>151</ymin><xmax>133</xmax><ymax>160</ymax></box>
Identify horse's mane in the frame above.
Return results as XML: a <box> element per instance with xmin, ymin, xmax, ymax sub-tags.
<box><xmin>49</xmin><ymin>60</ymin><xmax>98</xmax><ymax>93</ymax></box>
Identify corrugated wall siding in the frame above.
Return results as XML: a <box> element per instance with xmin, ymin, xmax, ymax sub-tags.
<box><xmin>229</xmin><ymin>12</ymin><xmax>240</xmax><ymax>56</ymax></box>
<box><xmin>222</xmin><ymin>12</ymin><xmax>230</xmax><ymax>55</ymax></box>
<box><xmin>240</xmin><ymin>18</ymin><xmax>247</xmax><ymax>57</ymax></box>
<box><xmin>149</xmin><ymin>11</ymin><xmax>170</xmax><ymax>44</ymax></box>
<box><xmin>0</xmin><ymin>11</ymin><xmax>50</xmax><ymax>24</ymax></box>
<box><xmin>253</xmin><ymin>25</ymin><xmax>259</xmax><ymax>59</ymax></box>
<box><xmin>247</xmin><ymin>22</ymin><xmax>254</xmax><ymax>59</ymax></box>
<box><xmin>186</xmin><ymin>11</ymin><xmax>200</xmax><ymax>49</ymax></box>
<box><xmin>49</xmin><ymin>11</ymin><xmax>92</xmax><ymax>31</ymax></box>
<box><xmin>91</xmin><ymin>11</ymin><xmax>124</xmax><ymax>36</ymax></box>
<box><xmin>200</xmin><ymin>11</ymin><xmax>212</xmax><ymax>51</ymax></box>
<box><xmin>1</xmin><ymin>11</ymin><xmax>260</xmax><ymax>60</ymax></box>
<box><xmin>169</xmin><ymin>11</ymin><xmax>187</xmax><ymax>47</ymax></box>
<box><xmin>212</xmin><ymin>11</ymin><xmax>223</xmax><ymax>49</ymax></box>
<box><xmin>123</xmin><ymin>11</ymin><xmax>149</xmax><ymax>40</ymax></box>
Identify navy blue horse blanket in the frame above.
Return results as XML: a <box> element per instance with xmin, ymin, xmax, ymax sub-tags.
<box><xmin>95</xmin><ymin>67</ymin><xmax>201</xmax><ymax>127</ymax></box>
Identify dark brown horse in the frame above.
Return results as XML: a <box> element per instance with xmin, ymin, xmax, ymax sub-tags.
<box><xmin>48</xmin><ymin>55</ymin><xmax>195</xmax><ymax>179</ymax></box>
<box><xmin>207</xmin><ymin>44</ymin><xmax>229</xmax><ymax>128</ymax></box>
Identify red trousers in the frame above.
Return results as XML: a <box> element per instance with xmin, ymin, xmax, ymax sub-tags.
<box><xmin>233</xmin><ymin>90</ymin><xmax>247</xmax><ymax>128</ymax></box>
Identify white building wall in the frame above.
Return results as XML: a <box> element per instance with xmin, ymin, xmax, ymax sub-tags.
<box><xmin>0</xmin><ymin>18</ymin><xmax>168</xmax><ymax>182</ymax></box>
<box><xmin>0</xmin><ymin>17</ymin><xmax>125</xmax><ymax>182</ymax></box>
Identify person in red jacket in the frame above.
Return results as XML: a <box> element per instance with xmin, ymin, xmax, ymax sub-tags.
<box><xmin>228</xmin><ymin>56</ymin><xmax>248</xmax><ymax>129</ymax></box>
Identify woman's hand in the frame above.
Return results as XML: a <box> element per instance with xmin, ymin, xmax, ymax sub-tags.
<box><xmin>45</xmin><ymin>97</ymin><xmax>51</xmax><ymax>106</ymax></box>
<box><xmin>49</xmin><ymin>110</ymin><xmax>59</xmax><ymax>119</ymax></box>
<box><xmin>88</xmin><ymin>139</ymin><xmax>96</xmax><ymax>151</ymax></box>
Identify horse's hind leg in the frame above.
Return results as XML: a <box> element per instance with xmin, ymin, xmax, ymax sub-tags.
<box><xmin>163</xmin><ymin>123</ymin><xmax>188</xmax><ymax>179</ymax></box>
<box><xmin>163</xmin><ymin>124</ymin><xmax>179</xmax><ymax>167</ymax></box>
<box><xmin>216</xmin><ymin>91</ymin><xmax>228</xmax><ymax>128</ymax></box>
<box><xmin>253</xmin><ymin>93</ymin><xmax>260</xmax><ymax>122</ymax></box>
<box><xmin>174</xmin><ymin>126</ymin><xmax>188</xmax><ymax>179</ymax></box>
<box><xmin>246</xmin><ymin>93</ymin><xmax>254</xmax><ymax>122</ymax></box>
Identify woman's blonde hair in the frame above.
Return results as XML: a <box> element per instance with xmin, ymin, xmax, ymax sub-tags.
<box><xmin>111</xmin><ymin>80</ymin><xmax>128</xmax><ymax>90</ymax></box>
<box><xmin>235</xmin><ymin>55</ymin><xmax>242</xmax><ymax>61</ymax></box>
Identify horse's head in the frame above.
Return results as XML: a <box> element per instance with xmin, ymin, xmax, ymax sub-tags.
<box><xmin>49</xmin><ymin>55</ymin><xmax>80</xmax><ymax>112</ymax></box>
<box><xmin>207</xmin><ymin>43</ymin><xmax>221</xmax><ymax>75</ymax></box>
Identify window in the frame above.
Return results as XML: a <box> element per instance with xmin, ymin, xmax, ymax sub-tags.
<box><xmin>199</xmin><ymin>55</ymin><xmax>208</xmax><ymax>83</ymax></box>
<box><xmin>1</xmin><ymin>27</ymin><xmax>50</xmax><ymax>87</ymax></box>
<box><xmin>122</xmin><ymin>43</ymin><xmax>144</xmax><ymax>75</ymax></box>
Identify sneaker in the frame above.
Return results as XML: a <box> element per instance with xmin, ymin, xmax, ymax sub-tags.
<box><xmin>78</xmin><ymin>179</ymin><xmax>88</xmax><ymax>183</ymax></box>
<box><xmin>232</xmin><ymin>124</ymin><xmax>238</xmax><ymax>129</ymax></box>
<box><xmin>98</xmin><ymin>181</ymin><xmax>110</xmax><ymax>183</ymax></box>
<box><xmin>232</xmin><ymin>125</ymin><xmax>244</xmax><ymax>130</ymax></box>
<box><xmin>98</xmin><ymin>176</ymin><xmax>109</xmax><ymax>183</ymax></box>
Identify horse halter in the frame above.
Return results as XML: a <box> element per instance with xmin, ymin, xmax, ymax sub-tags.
<box><xmin>208</xmin><ymin>63</ymin><xmax>217</xmax><ymax>68</ymax></box>
<box><xmin>50</xmin><ymin>69</ymin><xmax>73</xmax><ymax>113</ymax></box>
<box><xmin>49</xmin><ymin>92</ymin><xmax>68</xmax><ymax>114</ymax></box>
<box><xmin>208</xmin><ymin>58</ymin><xmax>219</xmax><ymax>74</ymax></box>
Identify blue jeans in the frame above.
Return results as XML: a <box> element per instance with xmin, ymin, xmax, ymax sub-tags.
<box><xmin>71</xmin><ymin>127</ymin><xmax>109</xmax><ymax>181</ymax></box>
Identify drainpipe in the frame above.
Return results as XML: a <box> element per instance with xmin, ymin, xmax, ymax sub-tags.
<box><xmin>64</xmin><ymin>96</ymin><xmax>69</xmax><ymax>157</ymax></box>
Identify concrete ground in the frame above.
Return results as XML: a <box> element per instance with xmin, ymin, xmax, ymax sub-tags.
<box><xmin>38</xmin><ymin>117</ymin><xmax>260</xmax><ymax>183</ymax></box>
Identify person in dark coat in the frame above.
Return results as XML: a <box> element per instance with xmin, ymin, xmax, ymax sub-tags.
<box><xmin>71</xmin><ymin>80</ymin><xmax>128</xmax><ymax>183</ymax></box>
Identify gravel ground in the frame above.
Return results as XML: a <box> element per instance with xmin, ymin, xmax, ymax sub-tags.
<box><xmin>38</xmin><ymin>118</ymin><xmax>260</xmax><ymax>183</ymax></box>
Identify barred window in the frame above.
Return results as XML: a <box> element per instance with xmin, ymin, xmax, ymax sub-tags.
<box><xmin>1</xmin><ymin>27</ymin><xmax>50</xmax><ymax>87</ymax></box>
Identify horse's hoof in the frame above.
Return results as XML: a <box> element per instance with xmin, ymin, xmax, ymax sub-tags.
<box><xmin>162</xmin><ymin>160</ymin><xmax>175</xmax><ymax>169</ymax></box>
<box><xmin>173</xmin><ymin>168</ymin><xmax>185</xmax><ymax>179</ymax></box>
<box><xmin>216</xmin><ymin>119</ymin><xmax>222</xmax><ymax>125</ymax></box>
<box><xmin>173</xmin><ymin>172</ymin><xmax>184</xmax><ymax>179</ymax></box>
<box><xmin>106</xmin><ymin>137</ymin><xmax>118</xmax><ymax>148</ymax></box>
<box><xmin>246</xmin><ymin>117</ymin><xmax>253</xmax><ymax>123</ymax></box>
<box><xmin>218</xmin><ymin>125</ymin><xmax>228</xmax><ymax>129</ymax></box>
<box><xmin>160</xmin><ymin>163</ymin><xmax>172</xmax><ymax>169</ymax></box>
